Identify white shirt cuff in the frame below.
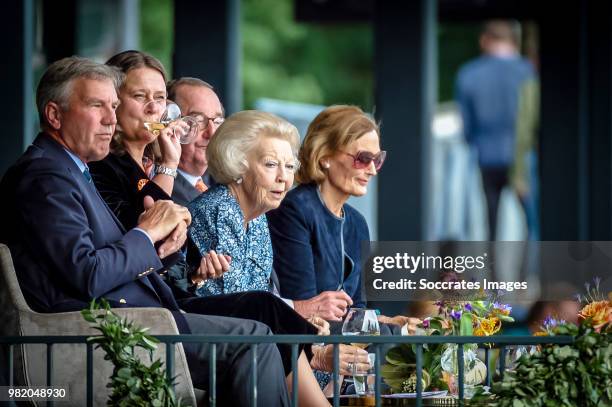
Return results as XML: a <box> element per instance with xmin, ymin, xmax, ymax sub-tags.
<box><xmin>281</xmin><ymin>298</ymin><xmax>294</xmax><ymax>309</ymax></box>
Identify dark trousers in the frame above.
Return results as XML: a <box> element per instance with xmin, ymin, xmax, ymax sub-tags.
<box><xmin>182</xmin><ymin>312</ymin><xmax>289</xmax><ymax>407</ymax></box>
<box><xmin>481</xmin><ymin>167</ymin><xmax>509</xmax><ymax>240</ymax></box>
<box><xmin>178</xmin><ymin>291</ymin><xmax>317</xmax><ymax>376</ymax></box>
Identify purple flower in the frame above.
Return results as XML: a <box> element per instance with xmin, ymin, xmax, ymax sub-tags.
<box><xmin>450</xmin><ymin>309</ymin><xmax>463</xmax><ymax>320</ymax></box>
<box><xmin>464</xmin><ymin>303</ymin><xmax>473</xmax><ymax>312</ymax></box>
<box><xmin>493</xmin><ymin>302</ymin><xmax>512</xmax><ymax>313</ymax></box>
<box><xmin>543</xmin><ymin>316</ymin><xmax>563</xmax><ymax>330</ymax></box>
<box><xmin>422</xmin><ymin>319</ymin><xmax>431</xmax><ymax>328</ymax></box>
<box><xmin>543</xmin><ymin>316</ymin><xmax>555</xmax><ymax>327</ymax></box>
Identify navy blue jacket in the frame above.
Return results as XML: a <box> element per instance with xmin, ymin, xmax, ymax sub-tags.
<box><xmin>267</xmin><ymin>183</ymin><xmax>369</xmax><ymax>307</ymax></box>
<box><xmin>0</xmin><ymin>133</ymin><xmax>175</xmax><ymax>312</ymax></box>
<box><xmin>455</xmin><ymin>55</ymin><xmax>535</xmax><ymax>168</ymax></box>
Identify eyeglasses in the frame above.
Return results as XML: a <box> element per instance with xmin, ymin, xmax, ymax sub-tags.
<box><xmin>340</xmin><ymin>150</ymin><xmax>387</xmax><ymax>171</ymax></box>
<box><xmin>194</xmin><ymin>114</ymin><xmax>225</xmax><ymax>130</ymax></box>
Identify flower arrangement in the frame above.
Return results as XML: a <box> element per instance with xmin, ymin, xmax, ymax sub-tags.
<box><xmin>486</xmin><ymin>278</ymin><xmax>612</xmax><ymax>406</ymax></box>
<box><xmin>381</xmin><ymin>295</ymin><xmax>515</xmax><ymax>394</ymax></box>
<box><xmin>576</xmin><ymin>277</ymin><xmax>612</xmax><ymax>332</ymax></box>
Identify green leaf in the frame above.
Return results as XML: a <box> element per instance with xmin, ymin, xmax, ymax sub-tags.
<box><xmin>459</xmin><ymin>313</ymin><xmax>473</xmax><ymax>336</ymax></box>
<box><xmin>385</xmin><ymin>345</ymin><xmax>415</xmax><ymax>365</ymax></box>
<box><xmin>117</xmin><ymin>367</ymin><xmax>132</xmax><ymax>379</ymax></box>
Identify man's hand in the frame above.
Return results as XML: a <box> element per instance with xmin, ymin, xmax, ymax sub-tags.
<box><xmin>190</xmin><ymin>250</ymin><xmax>232</xmax><ymax>286</ymax></box>
<box><xmin>293</xmin><ymin>291</ymin><xmax>353</xmax><ymax>321</ymax></box>
<box><xmin>138</xmin><ymin>196</ymin><xmax>191</xmax><ymax>249</ymax></box>
<box><xmin>157</xmin><ymin>220</ymin><xmax>188</xmax><ymax>258</ymax></box>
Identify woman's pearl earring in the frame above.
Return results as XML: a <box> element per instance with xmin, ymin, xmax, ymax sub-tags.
<box><xmin>322</xmin><ymin>162</ymin><xmax>330</xmax><ymax>169</ymax></box>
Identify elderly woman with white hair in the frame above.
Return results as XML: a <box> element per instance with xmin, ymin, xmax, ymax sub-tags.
<box><xmin>176</xmin><ymin>110</ymin><xmax>331</xmax><ymax>406</ymax></box>
<box><xmin>186</xmin><ymin>110</ymin><xmax>300</xmax><ymax>294</ymax></box>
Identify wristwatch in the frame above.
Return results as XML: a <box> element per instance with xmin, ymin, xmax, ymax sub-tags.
<box><xmin>155</xmin><ymin>165</ymin><xmax>178</xmax><ymax>178</ymax></box>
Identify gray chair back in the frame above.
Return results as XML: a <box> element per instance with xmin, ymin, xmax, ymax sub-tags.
<box><xmin>0</xmin><ymin>244</ymin><xmax>198</xmax><ymax>406</ymax></box>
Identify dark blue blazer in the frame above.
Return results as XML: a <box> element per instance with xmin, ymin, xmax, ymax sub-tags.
<box><xmin>267</xmin><ymin>183</ymin><xmax>369</xmax><ymax>307</ymax></box>
<box><xmin>0</xmin><ymin>133</ymin><xmax>175</xmax><ymax>313</ymax></box>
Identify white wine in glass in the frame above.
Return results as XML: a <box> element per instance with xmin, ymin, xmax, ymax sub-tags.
<box><xmin>143</xmin><ymin>100</ymin><xmax>198</xmax><ymax>144</ymax></box>
<box><xmin>341</xmin><ymin>308</ymin><xmax>380</xmax><ymax>395</ymax></box>
<box><xmin>143</xmin><ymin>121</ymin><xmax>166</xmax><ymax>133</ymax></box>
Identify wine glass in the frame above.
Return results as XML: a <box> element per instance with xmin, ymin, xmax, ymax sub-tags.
<box><xmin>143</xmin><ymin>100</ymin><xmax>199</xmax><ymax>144</ymax></box>
<box><xmin>341</xmin><ymin>308</ymin><xmax>380</xmax><ymax>395</ymax></box>
<box><xmin>342</xmin><ymin>308</ymin><xmax>380</xmax><ymax>343</ymax></box>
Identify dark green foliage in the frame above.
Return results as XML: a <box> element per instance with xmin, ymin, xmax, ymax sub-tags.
<box><xmin>139</xmin><ymin>0</ymin><xmax>174</xmax><ymax>76</ymax></box>
<box><xmin>488</xmin><ymin>322</ymin><xmax>611</xmax><ymax>407</ymax></box>
<box><xmin>242</xmin><ymin>0</ymin><xmax>373</xmax><ymax>109</ymax></box>
<box><xmin>81</xmin><ymin>300</ymin><xmax>184</xmax><ymax>407</ymax></box>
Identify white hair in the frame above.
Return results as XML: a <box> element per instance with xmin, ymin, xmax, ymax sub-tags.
<box><xmin>207</xmin><ymin>110</ymin><xmax>300</xmax><ymax>184</ymax></box>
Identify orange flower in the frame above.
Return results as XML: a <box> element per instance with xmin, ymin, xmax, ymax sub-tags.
<box><xmin>137</xmin><ymin>178</ymin><xmax>149</xmax><ymax>191</ymax></box>
<box><xmin>579</xmin><ymin>300</ymin><xmax>612</xmax><ymax>331</ymax></box>
<box><xmin>473</xmin><ymin>316</ymin><xmax>501</xmax><ymax>336</ymax></box>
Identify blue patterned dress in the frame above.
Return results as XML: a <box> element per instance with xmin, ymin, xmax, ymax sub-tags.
<box><xmin>187</xmin><ymin>184</ymin><xmax>273</xmax><ymax>297</ymax></box>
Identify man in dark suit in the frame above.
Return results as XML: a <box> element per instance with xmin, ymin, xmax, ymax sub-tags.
<box><xmin>167</xmin><ymin>78</ymin><xmax>222</xmax><ymax>206</ymax></box>
<box><xmin>0</xmin><ymin>57</ymin><xmax>289</xmax><ymax>406</ymax></box>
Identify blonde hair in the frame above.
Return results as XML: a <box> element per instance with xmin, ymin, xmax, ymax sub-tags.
<box><xmin>296</xmin><ymin>105</ymin><xmax>379</xmax><ymax>185</ymax></box>
<box><xmin>207</xmin><ymin>110</ymin><xmax>300</xmax><ymax>184</ymax></box>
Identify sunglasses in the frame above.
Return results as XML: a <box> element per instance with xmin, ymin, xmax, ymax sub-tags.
<box><xmin>340</xmin><ymin>150</ymin><xmax>387</xmax><ymax>171</ymax></box>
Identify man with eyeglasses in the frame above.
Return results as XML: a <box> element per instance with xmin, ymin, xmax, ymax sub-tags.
<box><xmin>167</xmin><ymin>78</ymin><xmax>225</xmax><ymax>206</ymax></box>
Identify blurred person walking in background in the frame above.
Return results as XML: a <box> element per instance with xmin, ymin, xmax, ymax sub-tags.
<box><xmin>455</xmin><ymin>20</ymin><xmax>537</xmax><ymax>241</ymax></box>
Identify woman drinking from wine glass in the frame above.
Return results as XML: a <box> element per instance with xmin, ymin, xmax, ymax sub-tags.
<box><xmin>89</xmin><ymin>50</ymin><xmax>190</xmax><ymax>230</ymax></box>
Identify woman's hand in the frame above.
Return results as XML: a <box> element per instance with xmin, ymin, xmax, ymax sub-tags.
<box><xmin>190</xmin><ymin>250</ymin><xmax>232</xmax><ymax>286</ymax></box>
<box><xmin>310</xmin><ymin>344</ymin><xmax>370</xmax><ymax>375</ymax></box>
<box><xmin>308</xmin><ymin>316</ymin><xmax>330</xmax><ymax>336</ymax></box>
<box><xmin>156</xmin><ymin>120</ymin><xmax>186</xmax><ymax>167</ymax></box>
<box><xmin>378</xmin><ymin>315</ymin><xmax>422</xmax><ymax>334</ymax></box>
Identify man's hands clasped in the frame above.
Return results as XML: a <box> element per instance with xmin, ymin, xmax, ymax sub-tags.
<box><xmin>138</xmin><ymin>196</ymin><xmax>190</xmax><ymax>258</ymax></box>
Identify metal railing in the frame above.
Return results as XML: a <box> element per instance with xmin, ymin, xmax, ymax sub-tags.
<box><xmin>1</xmin><ymin>334</ymin><xmax>574</xmax><ymax>407</ymax></box>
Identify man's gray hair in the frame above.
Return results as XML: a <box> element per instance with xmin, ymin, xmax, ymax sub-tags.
<box><xmin>36</xmin><ymin>56</ymin><xmax>124</xmax><ymax>127</ymax></box>
<box><xmin>167</xmin><ymin>77</ymin><xmax>214</xmax><ymax>100</ymax></box>
<box><xmin>167</xmin><ymin>77</ymin><xmax>226</xmax><ymax>117</ymax></box>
